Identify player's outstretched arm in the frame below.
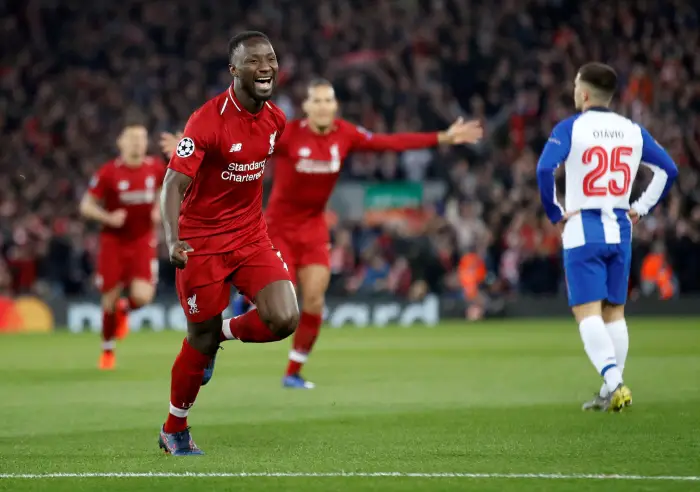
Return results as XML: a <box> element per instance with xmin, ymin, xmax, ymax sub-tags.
<box><xmin>630</xmin><ymin>127</ymin><xmax>679</xmax><ymax>220</ymax></box>
<box><xmin>160</xmin><ymin>169</ymin><xmax>194</xmax><ymax>269</ymax></box>
<box><xmin>348</xmin><ymin>118</ymin><xmax>483</xmax><ymax>153</ymax></box>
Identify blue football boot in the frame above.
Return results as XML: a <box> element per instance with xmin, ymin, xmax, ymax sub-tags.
<box><xmin>158</xmin><ymin>426</ymin><xmax>204</xmax><ymax>456</ymax></box>
<box><xmin>282</xmin><ymin>374</ymin><xmax>316</xmax><ymax>389</ymax></box>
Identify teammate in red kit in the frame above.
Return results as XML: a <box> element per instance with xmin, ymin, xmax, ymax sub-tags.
<box><xmin>157</xmin><ymin>31</ymin><xmax>298</xmax><ymax>456</ymax></box>
<box><xmin>80</xmin><ymin>121</ymin><xmax>165</xmax><ymax>370</ymax></box>
<box><xmin>266</xmin><ymin>79</ymin><xmax>483</xmax><ymax>388</ymax></box>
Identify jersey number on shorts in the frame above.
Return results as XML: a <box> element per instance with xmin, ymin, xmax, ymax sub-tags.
<box><xmin>582</xmin><ymin>145</ymin><xmax>632</xmax><ymax>197</ymax></box>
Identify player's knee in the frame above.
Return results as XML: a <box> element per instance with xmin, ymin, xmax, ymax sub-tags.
<box><xmin>265</xmin><ymin>305</ymin><xmax>300</xmax><ymax>340</ymax></box>
<box><xmin>129</xmin><ymin>281</ymin><xmax>155</xmax><ymax>308</ymax></box>
<box><xmin>128</xmin><ymin>291</ymin><xmax>153</xmax><ymax>309</ymax></box>
<box><xmin>186</xmin><ymin>331</ymin><xmax>219</xmax><ymax>356</ymax></box>
<box><xmin>186</xmin><ymin>323</ymin><xmax>220</xmax><ymax>356</ymax></box>
<box><xmin>302</xmin><ymin>293</ymin><xmax>325</xmax><ymax>315</ymax></box>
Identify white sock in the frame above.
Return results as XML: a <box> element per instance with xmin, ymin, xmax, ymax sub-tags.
<box><xmin>578</xmin><ymin>316</ymin><xmax>622</xmax><ymax>394</ymax></box>
<box><xmin>599</xmin><ymin>319</ymin><xmax>629</xmax><ymax>397</ymax></box>
<box><xmin>169</xmin><ymin>402</ymin><xmax>189</xmax><ymax>418</ymax></box>
<box><xmin>220</xmin><ymin>318</ymin><xmax>239</xmax><ymax>341</ymax></box>
<box><xmin>289</xmin><ymin>350</ymin><xmax>308</xmax><ymax>363</ymax></box>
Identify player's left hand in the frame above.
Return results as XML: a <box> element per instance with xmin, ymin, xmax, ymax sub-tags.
<box><xmin>160</xmin><ymin>131</ymin><xmax>184</xmax><ymax>156</ymax></box>
<box><xmin>440</xmin><ymin>118</ymin><xmax>484</xmax><ymax>145</ymax></box>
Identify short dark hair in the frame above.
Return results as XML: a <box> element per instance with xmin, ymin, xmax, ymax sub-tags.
<box><xmin>228</xmin><ymin>31</ymin><xmax>270</xmax><ymax>64</ymax></box>
<box><xmin>308</xmin><ymin>77</ymin><xmax>333</xmax><ymax>89</ymax></box>
<box><xmin>578</xmin><ymin>62</ymin><xmax>618</xmax><ymax>96</ymax></box>
<box><xmin>121</xmin><ymin>110</ymin><xmax>147</xmax><ymax>130</ymax></box>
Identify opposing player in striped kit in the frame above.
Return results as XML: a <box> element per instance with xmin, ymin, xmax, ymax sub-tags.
<box><xmin>536</xmin><ymin>62</ymin><xmax>678</xmax><ymax>412</ymax></box>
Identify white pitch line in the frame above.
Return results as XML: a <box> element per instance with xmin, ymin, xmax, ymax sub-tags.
<box><xmin>0</xmin><ymin>472</ymin><xmax>698</xmax><ymax>481</ymax></box>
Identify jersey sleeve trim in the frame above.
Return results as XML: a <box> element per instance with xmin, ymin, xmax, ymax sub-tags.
<box><xmin>166</xmin><ymin>161</ymin><xmax>197</xmax><ymax>179</ymax></box>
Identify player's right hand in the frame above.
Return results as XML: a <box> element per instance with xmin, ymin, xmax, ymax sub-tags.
<box><xmin>628</xmin><ymin>209</ymin><xmax>640</xmax><ymax>225</ymax></box>
<box><xmin>160</xmin><ymin>131</ymin><xmax>184</xmax><ymax>156</ymax></box>
<box><xmin>106</xmin><ymin>209</ymin><xmax>127</xmax><ymax>228</ymax></box>
<box><xmin>168</xmin><ymin>240</ymin><xmax>194</xmax><ymax>269</ymax></box>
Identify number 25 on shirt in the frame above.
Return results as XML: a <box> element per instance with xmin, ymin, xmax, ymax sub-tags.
<box><xmin>582</xmin><ymin>145</ymin><xmax>632</xmax><ymax>197</ymax></box>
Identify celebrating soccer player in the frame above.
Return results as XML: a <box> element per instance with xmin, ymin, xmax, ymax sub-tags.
<box><xmin>157</xmin><ymin>32</ymin><xmax>298</xmax><ymax>456</ymax></box>
<box><xmin>536</xmin><ymin>62</ymin><xmax>678</xmax><ymax>412</ymax></box>
<box><xmin>267</xmin><ymin>79</ymin><xmax>482</xmax><ymax>389</ymax></box>
<box><xmin>80</xmin><ymin>120</ymin><xmax>165</xmax><ymax>370</ymax></box>
<box><xmin>161</xmin><ymin>79</ymin><xmax>483</xmax><ymax>390</ymax></box>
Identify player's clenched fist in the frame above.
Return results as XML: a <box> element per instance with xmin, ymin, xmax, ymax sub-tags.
<box><xmin>168</xmin><ymin>240</ymin><xmax>194</xmax><ymax>269</ymax></box>
<box><xmin>106</xmin><ymin>209</ymin><xmax>127</xmax><ymax>228</ymax></box>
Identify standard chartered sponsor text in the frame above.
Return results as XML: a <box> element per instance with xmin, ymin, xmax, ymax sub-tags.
<box><xmin>221</xmin><ymin>159</ymin><xmax>266</xmax><ymax>181</ymax></box>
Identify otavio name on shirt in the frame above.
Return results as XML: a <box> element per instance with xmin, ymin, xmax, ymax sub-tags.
<box><xmin>593</xmin><ymin>130</ymin><xmax>624</xmax><ymax>139</ymax></box>
<box><xmin>221</xmin><ymin>159</ymin><xmax>267</xmax><ymax>182</ymax></box>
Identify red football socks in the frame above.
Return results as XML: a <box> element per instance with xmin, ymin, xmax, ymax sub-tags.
<box><xmin>101</xmin><ymin>310</ymin><xmax>117</xmax><ymax>350</ymax></box>
<box><xmin>220</xmin><ymin>310</ymin><xmax>283</xmax><ymax>343</ymax></box>
<box><xmin>286</xmin><ymin>311</ymin><xmax>322</xmax><ymax>376</ymax></box>
<box><xmin>164</xmin><ymin>338</ymin><xmax>212</xmax><ymax>434</ymax></box>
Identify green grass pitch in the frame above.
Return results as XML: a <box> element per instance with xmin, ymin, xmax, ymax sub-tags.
<box><xmin>1</xmin><ymin>318</ymin><xmax>699</xmax><ymax>492</ymax></box>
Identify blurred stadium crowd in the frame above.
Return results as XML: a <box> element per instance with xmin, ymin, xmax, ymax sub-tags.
<box><xmin>1</xmin><ymin>0</ymin><xmax>699</xmax><ymax>305</ymax></box>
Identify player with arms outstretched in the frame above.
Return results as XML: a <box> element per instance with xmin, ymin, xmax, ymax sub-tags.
<box><xmin>80</xmin><ymin>121</ymin><xmax>165</xmax><ymax>370</ymax></box>
<box><xmin>536</xmin><ymin>62</ymin><xmax>678</xmax><ymax>412</ymax></box>
<box><xmin>158</xmin><ymin>31</ymin><xmax>298</xmax><ymax>456</ymax></box>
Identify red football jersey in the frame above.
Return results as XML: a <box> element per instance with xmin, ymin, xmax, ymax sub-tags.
<box><xmin>168</xmin><ymin>86</ymin><xmax>286</xmax><ymax>255</ymax></box>
<box><xmin>265</xmin><ymin>118</ymin><xmax>438</xmax><ymax>232</ymax></box>
<box><xmin>88</xmin><ymin>156</ymin><xmax>166</xmax><ymax>243</ymax></box>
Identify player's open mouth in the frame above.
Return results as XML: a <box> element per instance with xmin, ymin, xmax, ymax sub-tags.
<box><xmin>254</xmin><ymin>77</ymin><xmax>273</xmax><ymax>91</ymax></box>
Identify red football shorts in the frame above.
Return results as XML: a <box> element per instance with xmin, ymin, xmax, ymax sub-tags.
<box><xmin>175</xmin><ymin>238</ymin><xmax>292</xmax><ymax>323</ymax></box>
<box><xmin>96</xmin><ymin>237</ymin><xmax>158</xmax><ymax>293</ymax></box>
<box><xmin>267</xmin><ymin>227</ymin><xmax>330</xmax><ymax>284</ymax></box>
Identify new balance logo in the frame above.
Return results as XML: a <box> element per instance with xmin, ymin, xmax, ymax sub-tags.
<box><xmin>229</xmin><ymin>143</ymin><xmax>242</xmax><ymax>152</ymax></box>
<box><xmin>187</xmin><ymin>295</ymin><xmax>199</xmax><ymax>314</ymax></box>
